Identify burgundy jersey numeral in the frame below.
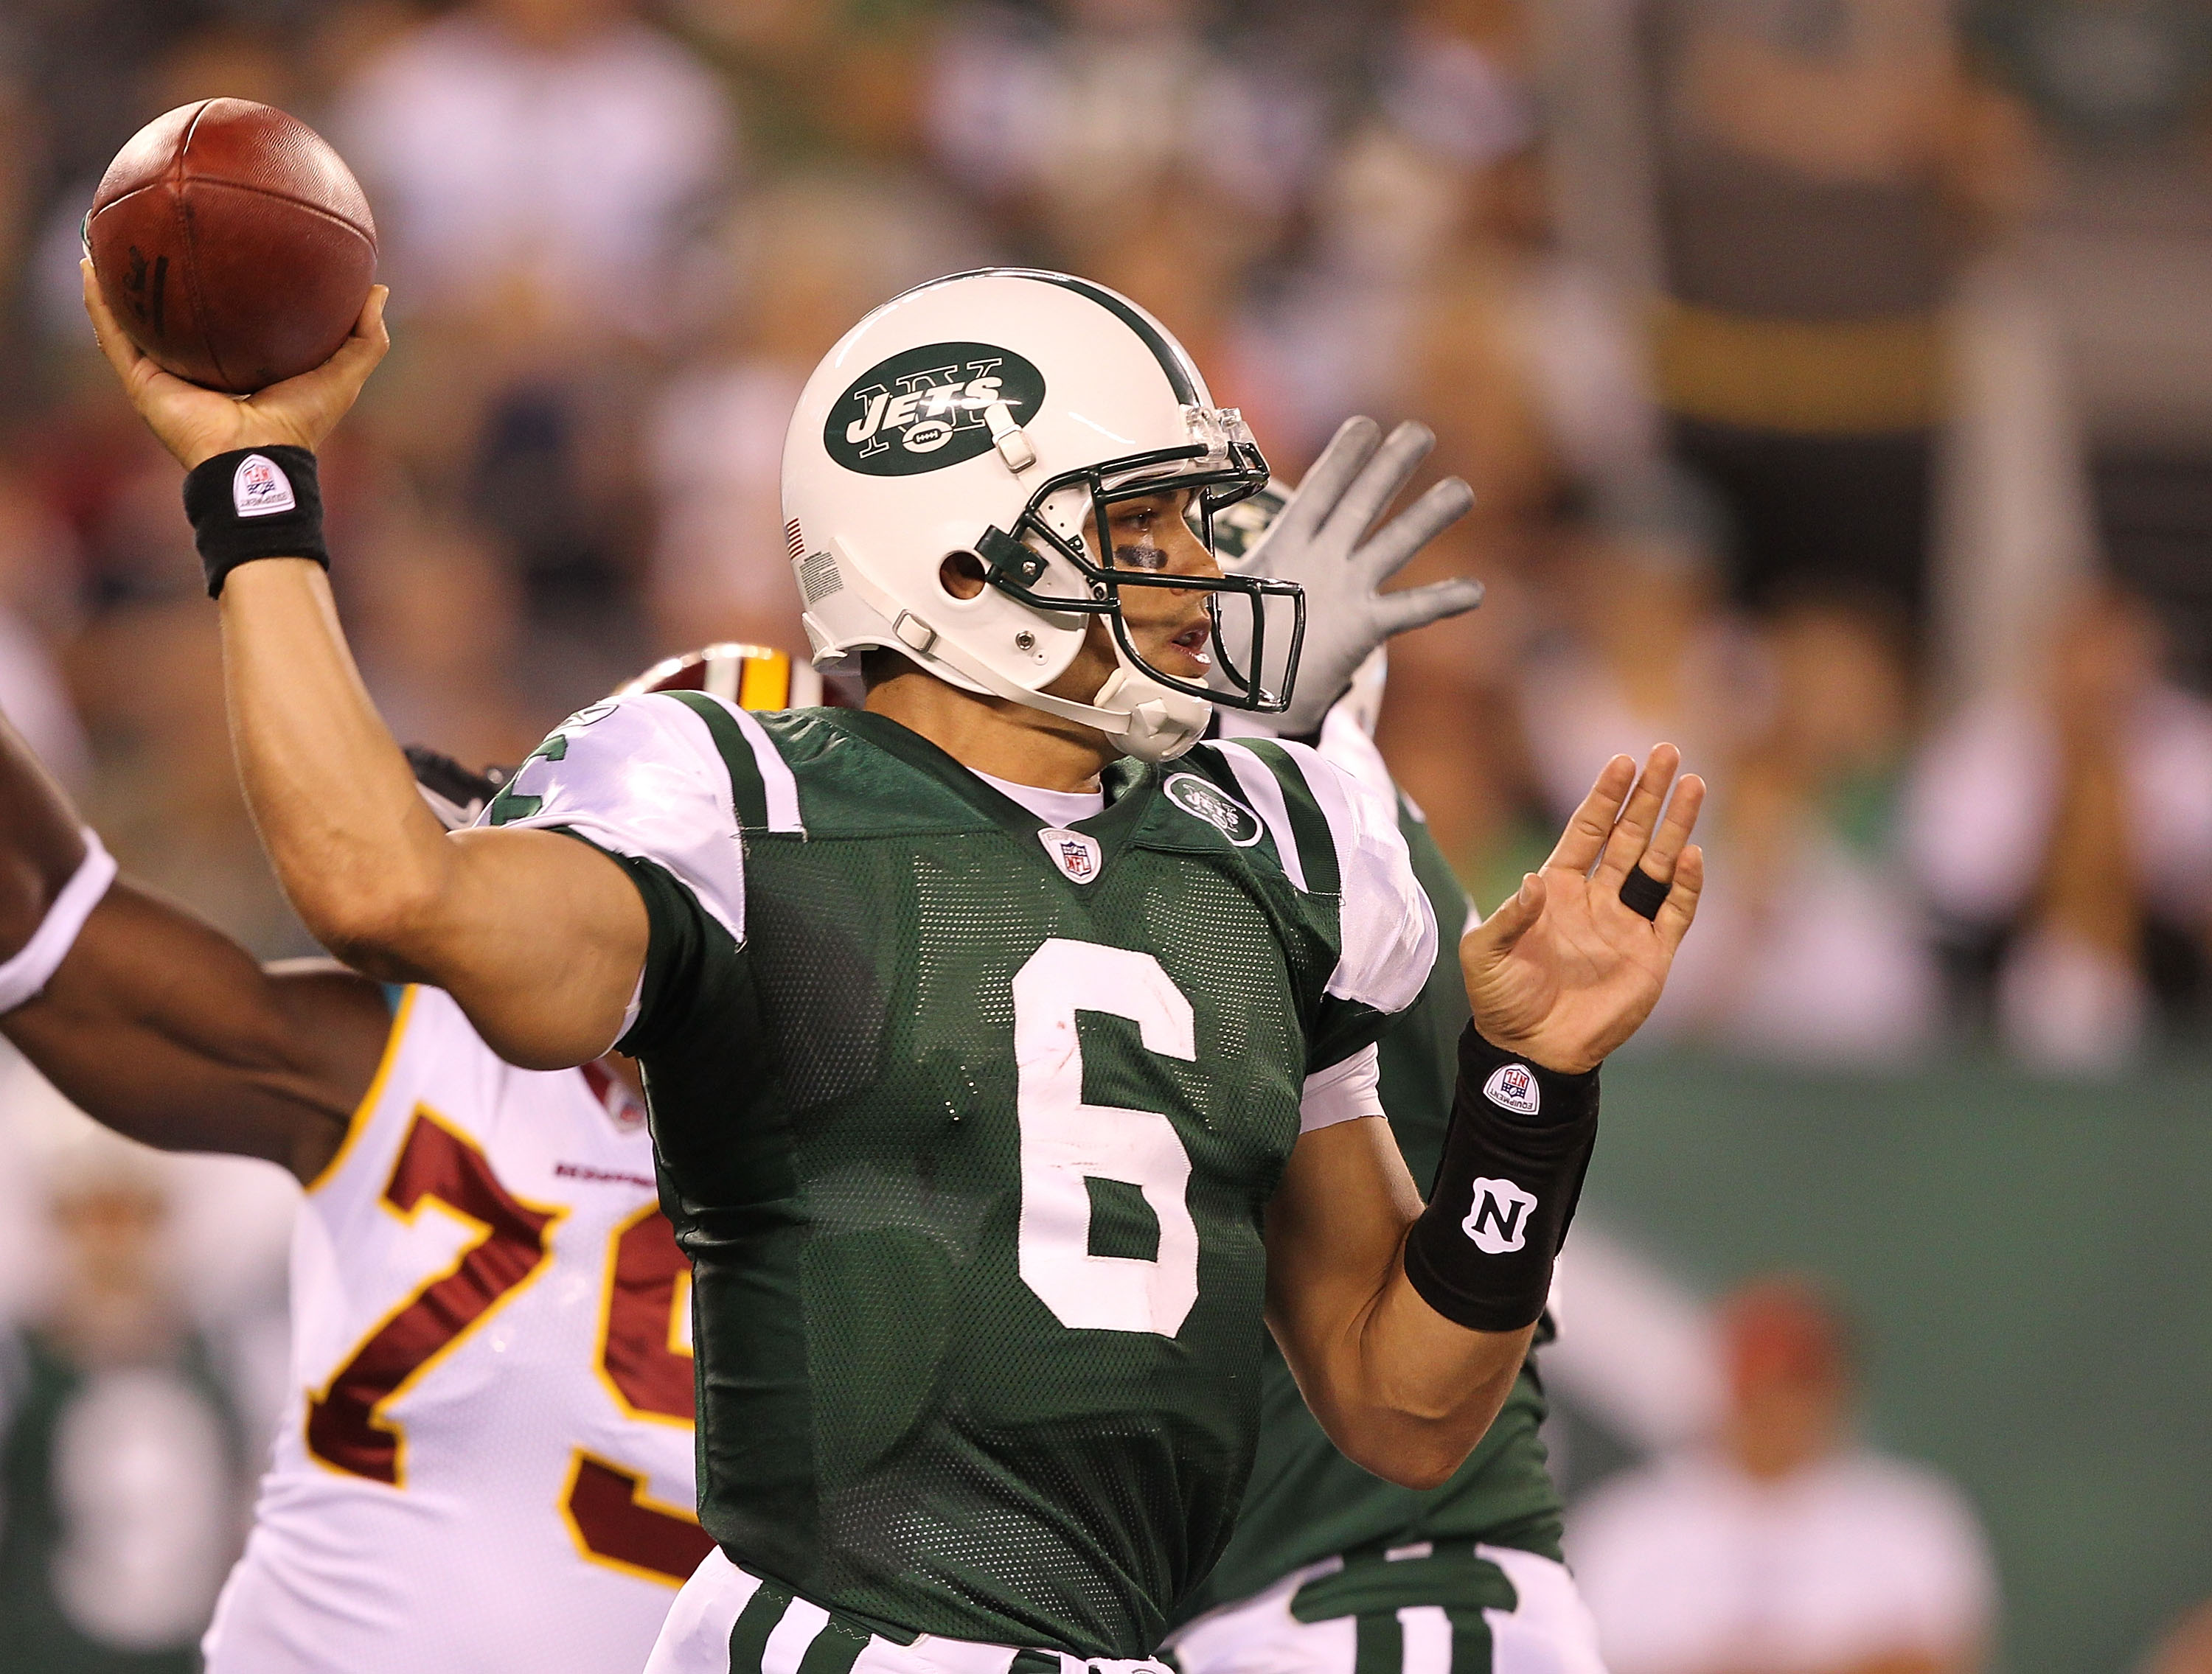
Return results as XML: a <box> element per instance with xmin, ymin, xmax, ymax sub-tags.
<box><xmin>307</xmin><ymin>1109</ymin><xmax>563</xmax><ymax>1484</ymax></box>
<box><xmin>598</xmin><ymin>1203</ymin><xmax>695</xmax><ymax>1421</ymax></box>
<box><xmin>306</xmin><ymin>1099</ymin><xmax>711</xmax><ymax>1584</ymax></box>
<box><xmin>562</xmin><ymin>1451</ymin><xmax>715</xmax><ymax>1583</ymax></box>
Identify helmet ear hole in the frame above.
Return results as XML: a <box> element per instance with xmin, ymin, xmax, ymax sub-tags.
<box><xmin>939</xmin><ymin>550</ymin><xmax>988</xmax><ymax>601</ymax></box>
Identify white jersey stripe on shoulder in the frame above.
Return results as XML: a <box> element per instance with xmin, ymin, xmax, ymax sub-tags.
<box><xmin>1214</xmin><ymin>742</ymin><xmax>1308</xmax><ymax>894</ymax></box>
<box><xmin>1278</xmin><ymin>742</ymin><xmax>1360</xmax><ymax>896</ymax></box>
<box><xmin>1273</xmin><ymin>739</ymin><xmax>1435</xmax><ymax>1016</ymax></box>
<box><xmin>726</xmin><ymin>704</ymin><xmax>804</xmax><ymax>834</ymax></box>
<box><xmin>490</xmin><ymin>692</ymin><xmax>748</xmax><ymax>943</ymax></box>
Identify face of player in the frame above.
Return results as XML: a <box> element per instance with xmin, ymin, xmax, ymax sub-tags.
<box><xmin>1069</xmin><ymin>486</ymin><xmax>1218</xmax><ymax>688</ymax></box>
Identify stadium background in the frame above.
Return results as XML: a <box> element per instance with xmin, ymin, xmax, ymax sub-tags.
<box><xmin>1</xmin><ymin>0</ymin><xmax>2210</xmax><ymax>1669</ymax></box>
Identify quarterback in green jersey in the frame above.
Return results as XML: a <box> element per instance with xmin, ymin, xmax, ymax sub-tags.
<box><xmin>1169</xmin><ymin>481</ymin><xmax>1603</xmax><ymax>1674</ymax></box>
<box><xmin>87</xmin><ymin>265</ymin><xmax>1703</xmax><ymax>1674</ymax></box>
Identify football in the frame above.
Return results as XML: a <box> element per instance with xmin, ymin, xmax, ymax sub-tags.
<box><xmin>86</xmin><ymin>99</ymin><xmax>377</xmax><ymax>395</ymax></box>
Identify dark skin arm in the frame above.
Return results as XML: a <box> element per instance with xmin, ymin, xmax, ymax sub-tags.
<box><xmin>0</xmin><ymin>712</ymin><xmax>393</xmax><ymax>1185</ymax></box>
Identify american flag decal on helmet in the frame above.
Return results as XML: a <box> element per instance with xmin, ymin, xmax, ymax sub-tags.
<box><xmin>785</xmin><ymin>520</ymin><xmax>807</xmax><ymax>562</ymax></box>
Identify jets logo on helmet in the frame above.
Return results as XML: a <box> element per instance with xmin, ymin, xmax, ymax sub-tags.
<box><xmin>782</xmin><ymin>268</ymin><xmax>1307</xmax><ymax>763</ymax></box>
<box><xmin>829</xmin><ymin>343</ymin><xmax>1048</xmax><ymax>476</ymax></box>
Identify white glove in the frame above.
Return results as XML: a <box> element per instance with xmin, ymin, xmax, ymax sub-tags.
<box><xmin>1217</xmin><ymin>416</ymin><xmax>1482</xmax><ymax>739</ymax></box>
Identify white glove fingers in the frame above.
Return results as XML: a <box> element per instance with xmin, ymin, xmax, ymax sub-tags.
<box><xmin>1322</xmin><ymin>420</ymin><xmax>1436</xmax><ymax>545</ymax></box>
<box><xmin>1272</xmin><ymin>416</ymin><xmax>1382</xmax><ymax>547</ymax></box>
<box><xmin>1371</xmin><ymin>578</ymin><xmax>1485</xmax><ymax>639</ymax></box>
<box><xmin>1357</xmin><ymin>476</ymin><xmax>1476</xmax><ymax>582</ymax></box>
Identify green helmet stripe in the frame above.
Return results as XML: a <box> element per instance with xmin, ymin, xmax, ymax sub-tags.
<box><xmin>914</xmin><ymin>268</ymin><xmax>1201</xmax><ymax>405</ymax></box>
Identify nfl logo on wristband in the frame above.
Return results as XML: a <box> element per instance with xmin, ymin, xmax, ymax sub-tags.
<box><xmin>233</xmin><ymin>453</ymin><xmax>296</xmax><ymax>516</ymax></box>
<box><xmin>1482</xmin><ymin>1063</ymin><xmax>1540</xmax><ymax>1115</ymax></box>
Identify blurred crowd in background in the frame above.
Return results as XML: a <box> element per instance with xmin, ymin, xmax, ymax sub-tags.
<box><xmin>4</xmin><ymin>0</ymin><xmax>2212</xmax><ymax>1668</ymax></box>
<box><xmin>0</xmin><ymin>0</ymin><xmax>2209</xmax><ymax>1067</ymax></box>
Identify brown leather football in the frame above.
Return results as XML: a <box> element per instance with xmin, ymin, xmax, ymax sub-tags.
<box><xmin>86</xmin><ymin>100</ymin><xmax>378</xmax><ymax>395</ymax></box>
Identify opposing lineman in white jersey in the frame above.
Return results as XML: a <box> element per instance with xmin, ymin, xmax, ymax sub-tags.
<box><xmin>205</xmin><ymin>981</ymin><xmax>703</xmax><ymax>1667</ymax></box>
<box><xmin>0</xmin><ymin>648</ymin><xmax>824</xmax><ymax>1672</ymax></box>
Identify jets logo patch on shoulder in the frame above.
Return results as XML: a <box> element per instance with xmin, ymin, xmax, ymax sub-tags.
<box><xmin>1483</xmin><ymin>1064</ymin><xmax>1540</xmax><ymax>1115</ymax></box>
<box><xmin>826</xmin><ymin>341</ymin><xmax>1046</xmax><ymax>478</ymax></box>
<box><xmin>1037</xmin><ymin>827</ymin><xmax>1102</xmax><ymax>884</ymax></box>
<box><xmin>1164</xmin><ymin>773</ymin><xmax>1262</xmax><ymax>846</ymax></box>
<box><xmin>232</xmin><ymin>453</ymin><xmax>296</xmax><ymax>517</ymax></box>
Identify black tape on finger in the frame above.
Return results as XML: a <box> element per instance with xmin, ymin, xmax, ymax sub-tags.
<box><xmin>1619</xmin><ymin>865</ymin><xmax>1669</xmax><ymax>921</ymax></box>
<box><xmin>183</xmin><ymin>446</ymin><xmax>328</xmax><ymax>597</ymax></box>
<box><xmin>1402</xmin><ymin>1025</ymin><xmax>1601</xmax><ymax>1334</ymax></box>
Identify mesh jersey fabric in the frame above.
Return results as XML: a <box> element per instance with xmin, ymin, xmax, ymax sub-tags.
<box><xmin>1173</xmin><ymin>766</ymin><xmax>1566</xmax><ymax>1630</ymax></box>
<box><xmin>484</xmin><ymin>697</ymin><xmax>1435</xmax><ymax>1659</ymax></box>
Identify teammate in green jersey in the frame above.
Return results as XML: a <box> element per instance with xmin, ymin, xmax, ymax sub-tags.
<box><xmin>1168</xmin><ymin>472</ymin><xmax>1602</xmax><ymax>1674</ymax></box>
<box><xmin>86</xmin><ymin>264</ymin><xmax>1703</xmax><ymax>1674</ymax></box>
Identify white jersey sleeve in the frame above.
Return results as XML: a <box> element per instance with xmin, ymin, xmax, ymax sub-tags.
<box><xmin>484</xmin><ymin>691</ymin><xmax>757</xmax><ymax>943</ymax></box>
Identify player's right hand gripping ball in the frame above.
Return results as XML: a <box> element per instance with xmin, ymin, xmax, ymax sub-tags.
<box><xmin>85</xmin><ymin>99</ymin><xmax>377</xmax><ymax>395</ymax></box>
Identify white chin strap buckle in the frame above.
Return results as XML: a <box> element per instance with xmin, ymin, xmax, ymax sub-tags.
<box><xmin>986</xmin><ymin>401</ymin><xmax>1036</xmax><ymax>473</ymax></box>
<box><xmin>1095</xmin><ymin>669</ymin><xmax>1209</xmax><ymax>762</ymax></box>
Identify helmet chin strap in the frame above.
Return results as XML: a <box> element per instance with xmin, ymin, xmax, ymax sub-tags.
<box><xmin>829</xmin><ymin>549</ymin><xmax>1212</xmax><ymax>761</ymax></box>
<box><xmin>946</xmin><ymin>641</ymin><xmax>1211</xmax><ymax>764</ymax></box>
<box><xmin>899</xmin><ymin>621</ymin><xmax>1210</xmax><ymax>762</ymax></box>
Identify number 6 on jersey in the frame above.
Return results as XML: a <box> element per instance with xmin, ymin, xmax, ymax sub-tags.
<box><xmin>1013</xmin><ymin>938</ymin><xmax>1200</xmax><ymax>1336</ymax></box>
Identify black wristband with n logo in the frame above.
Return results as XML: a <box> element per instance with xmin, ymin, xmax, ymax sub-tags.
<box><xmin>1402</xmin><ymin>1025</ymin><xmax>1600</xmax><ymax>1334</ymax></box>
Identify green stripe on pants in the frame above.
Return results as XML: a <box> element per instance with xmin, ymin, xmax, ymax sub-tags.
<box><xmin>794</xmin><ymin>1617</ymin><xmax>872</xmax><ymax>1674</ymax></box>
<box><xmin>727</xmin><ymin>1581</ymin><xmax>793</xmax><ymax>1674</ymax></box>
<box><xmin>1446</xmin><ymin>1606</ymin><xmax>1494</xmax><ymax>1673</ymax></box>
<box><xmin>1343</xmin><ymin>1608</ymin><xmax>1498</xmax><ymax>1674</ymax></box>
<box><xmin>1352</xmin><ymin>1613</ymin><xmax>1402</xmax><ymax>1674</ymax></box>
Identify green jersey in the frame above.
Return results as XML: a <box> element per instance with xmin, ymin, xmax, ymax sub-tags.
<box><xmin>1175</xmin><ymin>720</ymin><xmax>1566</xmax><ymax>1627</ymax></box>
<box><xmin>488</xmin><ymin>697</ymin><xmax>1435</xmax><ymax>1659</ymax></box>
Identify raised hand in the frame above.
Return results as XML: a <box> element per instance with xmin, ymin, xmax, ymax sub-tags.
<box><xmin>82</xmin><ymin>259</ymin><xmax>389</xmax><ymax>470</ymax></box>
<box><xmin>1222</xmin><ymin>416</ymin><xmax>1484</xmax><ymax>736</ymax></box>
<box><xmin>1460</xmin><ymin>744</ymin><xmax>1705</xmax><ymax>1074</ymax></box>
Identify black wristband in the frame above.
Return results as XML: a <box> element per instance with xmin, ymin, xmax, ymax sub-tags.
<box><xmin>1402</xmin><ymin>1025</ymin><xmax>1601</xmax><ymax>1333</ymax></box>
<box><xmin>182</xmin><ymin>446</ymin><xmax>328</xmax><ymax>598</ymax></box>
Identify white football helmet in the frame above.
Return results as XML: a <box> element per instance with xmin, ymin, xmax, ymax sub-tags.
<box><xmin>780</xmin><ymin>268</ymin><xmax>1304</xmax><ymax>762</ymax></box>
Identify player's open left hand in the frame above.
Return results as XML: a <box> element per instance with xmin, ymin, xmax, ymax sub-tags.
<box><xmin>1460</xmin><ymin>744</ymin><xmax>1705</xmax><ymax>1075</ymax></box>
<box><xmin>82</xmin><ymin>259</ymin><xmax>389</xmax><ymax>471</ymax></box>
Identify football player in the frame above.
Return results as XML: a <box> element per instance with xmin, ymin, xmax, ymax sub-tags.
<box><xmin>0</xmin><ymin>644</ymin><xmax>824</xmax><ymax>1672</ymax></box>
<box><xmin>1169</xmin><ymin>460</ymin><xmax>1605</xmax><ymax>1673</ymax></box>
<box><xmin>86</xmin><ymin>265</ymin><xmax>1703</xmax><ymax>1674</ymax></box>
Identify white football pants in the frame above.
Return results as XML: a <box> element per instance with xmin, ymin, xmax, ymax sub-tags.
<box><xmin>1164</xmin><ymin>1545</ymin><xmax>1607</xmax><ymax>1674</ymax></box>
<box><xmin>646</xmin><ymin>1547</ymin><xmax>1175</xmax><ymax>1674</ymax></box>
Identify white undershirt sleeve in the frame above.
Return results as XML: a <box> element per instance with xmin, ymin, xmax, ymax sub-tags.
<box><xmin>1298</xmin><ymin>1042</ymin><xmax>1385</xmax><ymax>1134</ymax></box>
<box><xmin>0</xmin><ymin>829</ymin><xmax>118</xmax><ymax>1014</ymax></box>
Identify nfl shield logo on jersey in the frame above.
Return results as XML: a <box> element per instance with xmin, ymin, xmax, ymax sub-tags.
<box><xmin>1037</xmin><ymin>827</ymin><xmax>1102</xmax><ymax>884</ymax></box>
